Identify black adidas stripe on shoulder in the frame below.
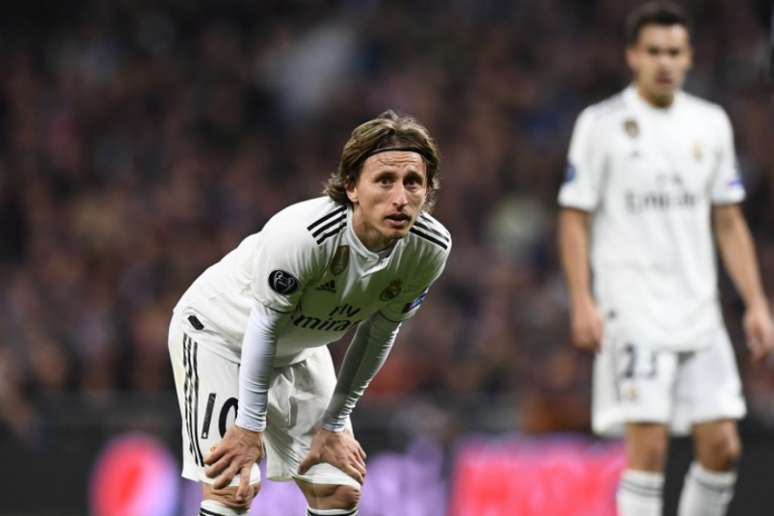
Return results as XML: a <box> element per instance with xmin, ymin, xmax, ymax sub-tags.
<box><xmin>415</xmin><ymin>216</ymin><xmax>450</xmax><ymax>243</ymax></box>
<box><xmin>307</xmin><ymin>206</ymin><xmax>346</xmax><ymax>245</ymax></box>
<box><xmin>315</xmin><ymin>222</ymin><xmax>346</xmax><ymax>245</ymax></box>
<box><xmin>410</xmin><ymin>227</ymin><xmax>448</xmax><ymax>250</ymax></box>
<box><xmin>307</xmin><ymin>206</ymin><xmax>346</xmax><ymax>231</ymax></box>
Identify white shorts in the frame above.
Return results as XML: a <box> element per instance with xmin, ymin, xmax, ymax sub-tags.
<box><xmin>592</xmin><ymin>328</ymin><xmax>746</xmax><ymax>436</ymax></box>
<box><xmin>168</xmin><ymin>314</ymin><xmax>359</xmax><ymax>489</ymax></box>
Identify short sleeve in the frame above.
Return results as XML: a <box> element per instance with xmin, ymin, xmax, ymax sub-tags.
<box><xmin>710</xmin><ymin>109</ymin><xmax>745</xmax><ymax>205</ymax></box>
<box><xmin>250</xmin><ymin>220</ymin><xmax>322</xmax><ymax>313</ymax></box>
<box><xmin>558</xmin><ymin>107</ymin><xmax>606</xmax><ymax>211</ymax></box>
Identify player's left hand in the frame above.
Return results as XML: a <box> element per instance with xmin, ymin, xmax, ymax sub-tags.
<box><xmin>298</xmin><ymin>428</ymin><xmax>367</xmax><ymax>484</ymax></box>
<box><xmin>743</xmin><ymin>301</ymin><xmax>774</xmax><ymax>363</ymax></box>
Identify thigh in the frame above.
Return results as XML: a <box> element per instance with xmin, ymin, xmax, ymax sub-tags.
<box><xmin>592</xmin><ymin>338</ymin><xmax>678</xmax><ymax>437</ymax></box>
<box><xmin>169</xmin><ymin>318</ymin><xmax>259</xmax><ymax>485</ymax></box>
<box><xmin>263</xmin><ymin>346</ymin><xmax>359</xmax><ymax>489</ymax></box>
<box><xmin>673</xmin><ymin>331</ymin><xmax>746</xmax><ymax>434</ymax></box>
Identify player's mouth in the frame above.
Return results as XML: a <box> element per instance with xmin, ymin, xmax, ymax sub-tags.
<box><xmin>384</xmin><ymin>212</ymin><xmax>412</xmax><ymax>229</ymax></box>
<box><xmin>655</xmin><ymin>74</ymin><xmax>674</xmax><ymax>86</ymax></box>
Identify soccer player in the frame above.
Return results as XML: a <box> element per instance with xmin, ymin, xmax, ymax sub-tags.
<box><xmin>169</xmin><ymin>110</ymin><xmax>451</xmax><ymax>516</ymax></box>
<box><xmin>557</xmin><ymin>3</ymin><xmax>774</xmax><ymax>516</ymax></box>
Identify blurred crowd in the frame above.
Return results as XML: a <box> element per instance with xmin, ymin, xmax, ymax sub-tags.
<box><xmin>2</xmin><ymin>0</ymin><xmax>774</xmax><ymax>444</ymax></box>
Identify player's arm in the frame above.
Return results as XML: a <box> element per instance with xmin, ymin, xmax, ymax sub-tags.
<box><xmin>712</xmin><ymin>204</ymin><xmax>773</xmax><ymax>361</ymax></box>
<box><xmin>203</xmin><ymin>302</ymin><xmax>288</xmax><ymax>499</ymax></box>
<box><xmin>206</xmin><ymin>220</ymin><xmax>319</xmax><ymax>496</ymax></box>
<box><xmin>297</xmin><ymin>313</ymin><xmax>400</xmax><ymax>484</ymax></box>
<box><xmin>558</xmin><ymin>208</ymin><xmax>603</xmax><ymax>351</ymax></box>
<box><xmin>557</xmin><ymin>107</ymin><xmax>606</xmax><ymax>352</ymax></box>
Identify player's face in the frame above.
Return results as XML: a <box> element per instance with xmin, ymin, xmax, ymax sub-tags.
<box><xmin>347</xmin><ymin>150</ymin><xmax>428</xmax><ymax>251</ymax></box>
<box><xmin>626</xmin><ymin>24</ymin><xmax>692</xmax><ymax>106</ymax></box>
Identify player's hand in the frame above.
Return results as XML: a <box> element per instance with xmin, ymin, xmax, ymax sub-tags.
<box><xmin>204</xmin><ymin>425</ymin><xmax>263</xmax><ymax>502</ymax></box>
<box><xmin>298</xmin><ymin>428</ymin><xmax>367</xmax><ymax>485</ymax></box>
<box><xmin>743</xmin><ymin>301</ymin><xmax>774</xmax><ymax>363</ymax></box>
<box><xmin>570</xmin><ymin>295</ymin><xmax>604</xmax><ymax>352</ymax></box>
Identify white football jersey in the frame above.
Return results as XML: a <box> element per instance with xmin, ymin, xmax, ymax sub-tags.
<box><xmin>559</xmin><ymin>86</ymin><xmax>745</xmax><ymax>350</ymax></box>
<box><xmin>174</xmin><ymin>196</ymin><xmax>451</xmax><ymax>365</ymax></box>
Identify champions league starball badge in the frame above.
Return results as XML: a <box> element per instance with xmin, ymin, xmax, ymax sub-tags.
<box><xmin>268</xmin><ymin>270</ymin><xmax>299</xmax><ymax>295</ymax></box>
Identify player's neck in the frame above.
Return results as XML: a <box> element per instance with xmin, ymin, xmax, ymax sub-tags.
<box><xmin>636</xmin><ymin>84</ymin><xmax>676</xmax><ymax>109</ymax></box>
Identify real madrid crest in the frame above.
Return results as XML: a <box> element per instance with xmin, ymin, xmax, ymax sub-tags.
<box><xmin>623</xmin><ymin>118</ymin><xmax>639</xmax><ymax>138</ymax></box>
<box><xmin>379</xmin><ymin>279</ymin><xmax>402</xmax><ymax>301</ymax></box>
<box><xmin>329</xmin><ymin>246</ymin><xmax>350</xmax><ymax>275</ymax></box>
<box><xmin>692</xmin><ymin>141</ymin><xmax>704</xmax><ymax>162</ymax></box>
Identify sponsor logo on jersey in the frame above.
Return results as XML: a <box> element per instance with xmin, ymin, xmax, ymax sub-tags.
<box><xmin>268</xmin><ymin>270</ymin><xmax>299</xmax><ymax>295</ymax></box>
<box><xmin>380</xmin><ymin>279</ymin><xmax>402</xmax><ymax>301</ymax></box>
<box><xmin>625</xmin><ymin>174</ymin><xmax>697</xmax><ymax>213</ymax></box>
<box><xmin>623</xmin><ymin>118</ymin><xmax>639</xmax><ymax>138</ymax></box>
<box><xmin>291</xmin><ymin>303</ymin><xmax>362</xmax><ymax>332</ymax></box>
<box><xmin>330</xmin><ymin>245</ymin><xmax>350</xmax><ymax>275</ymax></box>
<box><xmin>316</xmin><ymin>279</ymin><xmax>337</xmax><ymax>293</ymax></box>
<box><xmin>564</xmin><ymin>163</ymin><xmax>577</xmax><ymax>182</ymax></box>
<box><xmin>402</xmin><ymin>289</ymin><xmax>429</xmax><ymax>313</ymax></box>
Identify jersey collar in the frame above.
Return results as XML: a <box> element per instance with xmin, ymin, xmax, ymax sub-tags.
<box><xmin>344</xmin><ymin>205</ymin><xmax>405</xmax><ymax>271</ymax></box>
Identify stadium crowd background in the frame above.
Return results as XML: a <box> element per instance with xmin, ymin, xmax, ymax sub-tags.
<box><xmin>1</xmin><ymin>0</ymin><xmax>773</xmax><ymax>457</ymax></box>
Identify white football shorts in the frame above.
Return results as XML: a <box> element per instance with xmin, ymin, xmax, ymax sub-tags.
<box><xmin>168</xmin><ymin>313</ymin><xmax>360</xmax><ymax>489</ymax></box>
<box><xmin>592</xmin><ymin>327</ymin><xmax>746</xmax><ymax>436</ymax></box>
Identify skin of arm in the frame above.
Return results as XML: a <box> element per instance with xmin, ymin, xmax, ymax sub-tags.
<box><xmin>712</xmin><ymin>204</ymin><xmax>774</xmax><ymax>361</ymax></box>
<box><xmin>558</xmin><ymin>207</ymin><xmax>604</xmax><ymax>351</ymax></box>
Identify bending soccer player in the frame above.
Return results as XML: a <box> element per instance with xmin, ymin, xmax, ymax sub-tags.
<box><xmin>169</xmin><ymin>110</ymin><xmax>451</xmax><ymax>516</ymax></box>
<box><xmin>558</xmin><ymin>3</ymin><xmax>774</xmax><ymax>516</ymax></box>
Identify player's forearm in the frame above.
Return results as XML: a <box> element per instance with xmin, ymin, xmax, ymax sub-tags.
<box><xmin>235</xmin><ymin>302</ymin><xmax>284</xmax><ymax>432</ymax></box>
<box><xmin>321</xmin><ymin>313</ymin><xmax>401</xmax><ymax>432</ymax></box>
<box><xmin>713</xmin><ymin>206</ymin><xmax>769</xmax><ymax>310</ymax></box>
<box><xmin>558</xmin><ymin>208</ymin><xmax>594</xmax><ymax>305</ymax></box>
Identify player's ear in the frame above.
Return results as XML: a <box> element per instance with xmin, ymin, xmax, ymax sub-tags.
<box><xmin>625</xmin><ymin>46</ymin><xmax>638</xmax><ymax>74</ymax></box>
<box><xmin>345</xmin><ymin>180</ymin><xmax>358</xmax><ymax>204</ymax></box>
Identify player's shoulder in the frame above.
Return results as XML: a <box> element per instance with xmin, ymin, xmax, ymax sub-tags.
<box><xmin>678</xmin><ymin>91</ymin><xmax>729</xmax><ymax>124</ymax></box>
<box><xmin>576</xmin><ymin>90</ymin><xmax>632</xmax><ymax>130</ymax></box>
<box><xmin>408</xmin><ymin>211</ymin><xmax>452</xmax><ymax>258</ymax></box>
<box><xmin>263</xmin><ymin>196</ymin><xmax>347</xmax><ymax>247</ymax></box>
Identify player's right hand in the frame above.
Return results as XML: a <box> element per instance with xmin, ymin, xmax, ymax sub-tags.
<box><xmin>570</xmin><ymin>296</ymin><xmax>604</xmax><ymax>352</ymax></box>
<box><xmin>204</xmin><ymin>425</ymin><xmax>263</xmax><ymax>502</ymax></box>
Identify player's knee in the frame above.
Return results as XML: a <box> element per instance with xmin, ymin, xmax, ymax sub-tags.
<box><xmin>202</xmin><ymin>482</ymin><xmax>261</xmax><ymax>509</ymax></box>
<box><xmin>627</xmin><ymin>427</ymin><xmax>668</xmax><ymax>470</ymax></box>
<box><xmin>702</xmin><ymin>429</ymin><xmax>742</xmax><ymax>470</ymax></box>
<box><xmin>302</xmin><ymin>483</ymin><xmax>360</xmax><ymax>510</ymax></box>
<box><xmin>329</xmin><ymin>485</ymin><xmax>360</xmax><ymax>509</ymax></box>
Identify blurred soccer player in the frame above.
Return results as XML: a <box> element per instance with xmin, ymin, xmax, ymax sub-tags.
<box><xmin>169</xmin><ymin>110</ymin><xmax>451</xmax><ymax>516</ymax></box>
<box><xmin>558</xmin><ymin>3</ymin><xmax>774</xmax><ymax>516</ymax></box>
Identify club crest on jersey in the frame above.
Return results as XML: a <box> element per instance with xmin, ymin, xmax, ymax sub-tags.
<box><xmin>329</xmin><ymin>246</ymin><xmax>350</xmax><ymax>275</ymax></box>
<box><xmin>268</xmin><ymin>270</ymin><xmax>299</xmax><ymax>295</ymax></box>
<box><xmin>623</xmin><ymin>118</ymin><xmax>639</xmax><ymax>138</ymax></box>
<box><xmin>692</xmin><ymin>141</ymin><xmax>704</xmax><ymax>162</ymax></box>
<box><xmin>380</xmin><ymin>279</ymin><xmax>402</xmax><ymax>301</ymax></box>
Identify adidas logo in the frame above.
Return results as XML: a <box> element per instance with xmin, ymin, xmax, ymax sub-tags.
<box><xmin>316</xmin><ymin>280</ymin><xmax>336</xmax><ymax>293</ymax></box>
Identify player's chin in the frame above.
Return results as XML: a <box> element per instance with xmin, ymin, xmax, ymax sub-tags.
<box><xmin>380</xmin><ymin>223</ymin><xmax>412</xmax><ymax>240</ymax></box>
